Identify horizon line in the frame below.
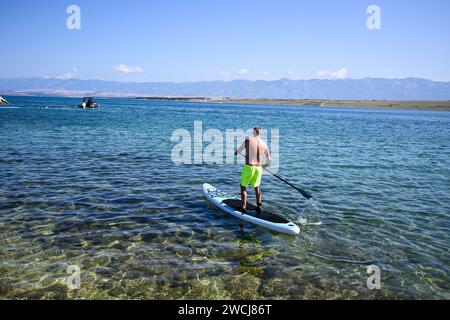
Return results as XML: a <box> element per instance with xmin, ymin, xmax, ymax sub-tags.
<box><xmin>1</xmin><ymin>76</ymin><xmax>449</xmax><ymax>84</ymax></box>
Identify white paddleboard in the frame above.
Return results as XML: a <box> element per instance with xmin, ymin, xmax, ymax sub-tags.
<box><xmin>202</xmin><ymin>183</ymin><xmax>300</xmax><ymax>236</ymax></box>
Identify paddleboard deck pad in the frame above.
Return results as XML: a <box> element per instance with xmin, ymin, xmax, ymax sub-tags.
<box><xmin>202</xmin><ymin>183</ymin><xmax>300</xmax><ymax>235</ymax></box>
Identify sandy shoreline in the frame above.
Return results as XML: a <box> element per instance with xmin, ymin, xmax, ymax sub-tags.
<box><xmin>2</xmin><ymin>95</ymin><xmax>450</xmax><ymax>111</ymax></box>
<box><xmin>136</xmin><ymin>97</ymin><xmax>450</xmax><ymax>111</ymax></box>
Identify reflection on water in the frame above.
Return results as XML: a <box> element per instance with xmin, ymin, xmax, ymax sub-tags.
<box><xmin>0</xmin><ymin>96</ymin><xmax>449</xmax><ymax>299</ymax></box>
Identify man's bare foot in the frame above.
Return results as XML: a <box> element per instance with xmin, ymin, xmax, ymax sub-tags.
<box><xmin>238</xmin><ymin>207</ymin><xmax>247</xmax><ymax>214</ymax></box>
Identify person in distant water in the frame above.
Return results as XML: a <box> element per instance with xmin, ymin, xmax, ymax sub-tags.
<box><xmin>235</xmin><ymin>127</ymin><xmax>271</xmax><ymax>214</ymax></box>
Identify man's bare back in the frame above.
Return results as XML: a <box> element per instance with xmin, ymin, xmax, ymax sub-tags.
<box><xmin>235</xmin><ymin>127</ymin><xmax>271</xmax><ymax>214</ymax></box>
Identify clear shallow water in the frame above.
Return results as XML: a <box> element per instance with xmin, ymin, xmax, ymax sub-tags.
<box><xmin>0</xmin><ymin>96</ymin><xmax>449</xmax><ymax>299</ymax></box>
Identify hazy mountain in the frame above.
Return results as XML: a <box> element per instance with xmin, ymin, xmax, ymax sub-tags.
<box><xmin>1</xmin><ymin>77</ymin><xmax>450</xmax><ymax>100</ymax></box>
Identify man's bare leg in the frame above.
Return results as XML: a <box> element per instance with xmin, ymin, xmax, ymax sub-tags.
<box><xmin>255</xmin><ymin>186</ymin><xmax>262</xmax><ymax>213</ymax></box>
<box><xmin>240</xmin><ymin>186</ymin><xmax>247</xmax><ymax>213</ymax></box>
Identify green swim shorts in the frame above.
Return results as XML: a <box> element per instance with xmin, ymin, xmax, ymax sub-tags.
<box><xmin>241</xmin><ymin>165</ymin><xmax>263</xmax><ymax>188</ymax></box>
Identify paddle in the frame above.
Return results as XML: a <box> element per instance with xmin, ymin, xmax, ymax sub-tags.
<box><xmin>239</xmin><ymin>152</ymin><xmax>313</xmax><ymax>199</ymax></box>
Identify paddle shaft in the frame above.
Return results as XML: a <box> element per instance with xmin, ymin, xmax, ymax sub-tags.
<box><xmin>239</xmin><ymin>152</ymin><xmax>313</xmax><ymax>199</ymax></box>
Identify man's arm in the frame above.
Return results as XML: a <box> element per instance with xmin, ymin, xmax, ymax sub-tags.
<box><xmin>234</xmin><ymin>140</ymin><xmax>246</xmax><ymax>156</ymax></box>
<box><xmin>263</xmin><ymin>145</ymin><xmax>271</xmax><ymax>168</ymax></box>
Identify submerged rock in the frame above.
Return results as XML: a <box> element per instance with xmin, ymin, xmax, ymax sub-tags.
<box><xmin>0</xmin><ymin>96</ymin><xmax>8</xmax><ymax>104</ymax></box>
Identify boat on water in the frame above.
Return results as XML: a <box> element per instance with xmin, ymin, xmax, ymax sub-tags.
<box><xmin>0</xmin><ymin>96</ymin><xmax>8</xmax><ymax>104</ymax></box>
<box><xmin>78</xmin><ymin>97</ymin><xmax>100</xmax><ymax>109</ymax></box>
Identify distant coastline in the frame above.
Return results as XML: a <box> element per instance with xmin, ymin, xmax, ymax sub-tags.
<box><xmin>135</xmin><ymin>97</ymin><xmax>450</xmax><ymax>111</ymax></box>
<box><xmin>2</xmin><ymin>94</ymin><xmax>450</xmax><ymax>111</ymax></box>
<box><xmin>0</xmin><ymin>94</ymin><xmax>450</xmax><ymax>111</ymax></box>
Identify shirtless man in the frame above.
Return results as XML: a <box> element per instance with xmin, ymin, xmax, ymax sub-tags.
<box><xmin>235</xmin><ymin>127</ymin><xmax>271</xmax><ymax>214</ymax></box>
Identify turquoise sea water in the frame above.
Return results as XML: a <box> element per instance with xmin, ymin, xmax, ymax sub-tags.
<box><xmin>0</xmin><ymin>96</ymin><xmax>449</xmax><ymax>299</ymax></box>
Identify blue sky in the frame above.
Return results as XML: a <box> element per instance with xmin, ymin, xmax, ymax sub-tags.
<box><xmin>1</xmin><ymin>0</ymin><xmax>449</xmax><ymax>82</ymax></box>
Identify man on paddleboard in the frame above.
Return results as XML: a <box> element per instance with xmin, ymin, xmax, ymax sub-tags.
<box><xmin>235</xmin><ymin>127</ymin><xmax>271</xmax><ymax>214</ymax></box>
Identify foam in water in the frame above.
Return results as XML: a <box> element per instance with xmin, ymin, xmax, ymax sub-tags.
<box><xmin>296</xmin><ymin>198</ymin><xmax>322</xmax><ymax>226</ymax></box>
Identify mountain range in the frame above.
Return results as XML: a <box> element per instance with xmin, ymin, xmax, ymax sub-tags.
<box><xmin>1</xmin><ymin>77</ymin><xmax>450</xmax><ymax>100</ymax></box>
